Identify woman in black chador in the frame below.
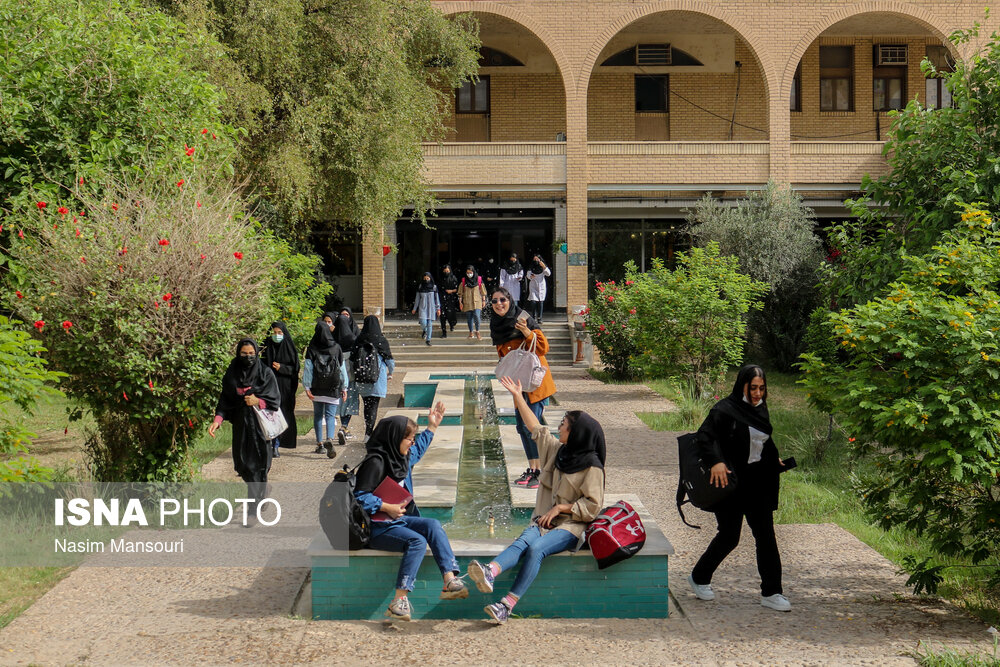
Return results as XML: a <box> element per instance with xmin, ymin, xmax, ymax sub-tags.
<box><xmin>209</xmin><ymin>338</ymin><xmax>280</xmax><ymax>512</ymax></box>
<box><xmin>260</xmin><ymin>321</ymin><xmax>299</xmax><ymax>455</ymax></box>
<box><xmin>438</xmin><ymin>264</ymin><xmax>460</xmax><ymax>337</ymax></box>
<box><xmin>688</xmin><ymin>364</ymin><xmax>791</xmax><ymax>612</ymax></box>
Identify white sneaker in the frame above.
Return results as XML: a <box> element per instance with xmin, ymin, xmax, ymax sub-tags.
<box><xmin>688</xmin><ymin>574</ymin><xmax>715</xmax><ymax>601</ymax></box>
<box><xmin>761</xmin><ymin>593</ymin><xmax>791</xmax><ymax>612</ymax></box>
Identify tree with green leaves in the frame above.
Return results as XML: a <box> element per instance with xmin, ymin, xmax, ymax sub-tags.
<box><xmin>155</xmin><ymin>0</ymin><xmax>481</xmax><ymax>244</ymax></box>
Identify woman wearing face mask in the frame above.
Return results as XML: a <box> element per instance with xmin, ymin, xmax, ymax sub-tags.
<box><xmin>411</xmin><ymin>272</ymin><xmax>441</xmax><ymax>346</ymax></box>
<box><xmin>499</xmin><ymin>253</ymin><xmax>524</xmax><ymax>305</ymax></box>
<box><xmin>525</xmin><ymin>255</ymin><xmax>551</xmax><ymax>324</ymax></box>
<box><xmin>209</xmin><ymin>338</ymin><xmax>281</xmax><ymax>517</ymax></box>
<box><xmin>260</xmin><ymin>321</ymin><xmax>299</xmax><ymax>457</ymax></box>
<box><xmin>302</xmin><ymin>321</ymin><xmax>349</xmax><ymax>456</ymax></box>
<box><xmin>332</xmin><ymin>313</ymin><xmax>360</xmax><ymax>443</ymax></box>
<box><xmin>458</xmin><ymin>264</ymin><xmax>487</xmax><ymax>340</ymax></box>
<box><xmin>468</xmin><ymin>376</ymin><xmax>605</xmax><ymax>624</ymax></box>
<box><xmin>354</xmin><ymin>405</ymin><xmax>469</xmax><ymax>621</ymax></box>
<box><xmin>438</xmin><ymin>264</ymin><xmax>460</xmax><ymax>338</ymax></box>
<box><xmin>687</xmin><ymin>365</ymin><xmax>791</xmax><ymax>613</ymax></box>
<box><xmin>489</xmin><ymin>286</ymin><xmax>556</xmax><ymax>489</ymax></box>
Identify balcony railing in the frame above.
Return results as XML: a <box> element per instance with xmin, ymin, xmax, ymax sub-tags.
<box><xmin>421</xmin><ymin>142</ymin><xmax>566</xmax><ymax>189</ymax></box>
<box><xmin>588</xmin><ymin>141</ymin><xmax>770</xmax><ymax>185</ymax></box>
<box><xmin>789</xmin><ymin>141</ymin><xmax>888</xmax><ymax>183</ymax></box>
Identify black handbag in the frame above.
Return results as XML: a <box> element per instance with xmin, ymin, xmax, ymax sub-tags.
<box><xmin>676</xmin><ymin>432</ymin><xmax>738</xmax><ymax>528</ymax></box>
<box><xmin>319</xmin><ymin>455</ymin><xmax>377</xmax><ymax>550</ymax></box>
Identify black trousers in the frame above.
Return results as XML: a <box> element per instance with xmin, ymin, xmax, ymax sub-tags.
<box><xmin>691</xmin><ymin>503</ymin><xmax>782</xmax><ymax>596</ymax></box>
<box><xmin>527</xmin><ymin>299</ymin><xmax>544</xmax><ymax>322</ymax></box>
<box><xmin>440</xmin><ymin>309</ymin><xmax>457</xmax><ymax>331</ymax></box>
<box><xmin>362</xmin><ymin>396</ymin><xmax>381</xmax><ymax>435</ymax></box>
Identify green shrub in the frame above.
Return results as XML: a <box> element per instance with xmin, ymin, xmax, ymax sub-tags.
<box><xmin>799</xmin><ymin>206</ymin><xmax>1000</xmax><ymax>593</ymax></box>
<box><xmin>584</xmin><ymin>279</ymin><xmax>641</xmax><ymax>380</ymax></box>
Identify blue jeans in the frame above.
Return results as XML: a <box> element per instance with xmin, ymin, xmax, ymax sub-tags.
<box><xmin>515</xmin><ymin>396</ymin><xmax>547</xmax><ymax>461</ymax></box>
<box><xmin>420</xmin><ymin>318</ymin><xmax>434</xmax><ymax>341</ymax></box>
<box><xmin>313</xmin><ymin>401</ymin><xmax>338</xmax><ymax>443</ymax></box>
<box><xmin>494</xmin><ymin>525</ymin><xmax>577</xmax><ymax>598</ymax></box>
<box><xmin>369</xmin><ymin>516</ymin><xmax>459</xmax><ymax>591</ymax></box>
<box><xmin>466</xmin><ymin>309</ymin><xmax>481</xmax><ymax>332</ymax></box>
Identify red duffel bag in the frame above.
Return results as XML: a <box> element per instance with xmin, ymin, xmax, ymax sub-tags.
<box><xmin>584</xmin><ymin>500</ymin><xmax>646</xmax><ymax>569</ymax></box>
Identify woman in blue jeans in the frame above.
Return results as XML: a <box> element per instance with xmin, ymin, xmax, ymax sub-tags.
<box><xmin>354</xmin><ymin>406</ymin><xmax>468</xmax><ymax>621</ymax></box>
<box><xmin>468</xmin><ymin>376</ymin><xmax>606</xmax><ymax>624</ymax></box>
<box><xmin>302</xmin><ymin>321</ymin><xmax>348</xmax><ymax>458</ymax></box>
<box><xmin>411</xmin><ymin>272</ymin><xmax>440</xmax><ymax>346</ymax></box>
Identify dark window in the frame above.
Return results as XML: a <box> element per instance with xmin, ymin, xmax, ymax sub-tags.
<box><xmin>924</xmin><ymin>45</ymin><xmax>954</xmax><ymax>110</ymax></box>
<box><xmin>820</xmin><ymin>46</ymin><xmax>853</xmax><ymax>111</ymax></box>
<box><xmin>873</xmin><ymin>45</ymin><xmax>907</xmax><ymax>111</ymax></box>
<box><xmin>790</xmin><ymin>63</ymin><xmax>802</xmax><ymax>111</ymax></box>
<box><xmin>478</xmin><ymin>47</ymin><xmax>523</xmax><ymax>67</ymax></box>
<box><xmin>635</xmin><ymin>75</ymin><xmax>669</xmax><ymax>113</ymax></box>
<box><xmin>456</xmin><ymin>77</ymin><xmax>489</xmax><ymax>114</ymax></box>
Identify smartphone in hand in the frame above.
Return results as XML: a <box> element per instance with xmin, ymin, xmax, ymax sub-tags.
<box><xmin>779</xmin><ymin>457</ymin><xmax>797</xmax><ymax>472</ymax></box>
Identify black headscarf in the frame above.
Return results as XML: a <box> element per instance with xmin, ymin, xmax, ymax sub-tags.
<box><xmin>530</xmin><ymin>255</ymin><xmax>546</xmax><ymax>275</ymax></box>
<box><xmin>339</xmin><ymin>307</ymin><xmax>361</xmax><ymax>338</ymax></box>
<box><xmin>356</xmin><ymin>315</ymin><xmax>392</xmax><ymax>361</ymax></box>
<box><xmin>711</xmin><ymin>364</ymin><xmax>773</xmax><ymax>435</ymax></box>
<box><xmin>217</xmin><ymin>338</ymin><xmax>280</xmax><ymax>414</ymax></box>
<box><xmin>355</xmin><ymin>416</ymin><xmax>413</xmax><ymax>498</ymax></box>
<box><xmin>555</xmin><ymin>411</ymin><xmax>606</xmax><ymax>474</ymax></box>
<box><xmin>440</xmin><ymin>264</ymin><xmax>459</xmax><ymax>291</ymax></box>
<box><xmin>463</xmin><ymin>264</ymin><xmax>479</xmax><ymax>286</ymax></box>
<box><xmin>307</xmin><ymin>320</ymin><xmax>344</xmax><ymax>368</ymax></box>
<box><xmin>332</xmin><ymin>314</ymin><xmax>357</xmax><ymax>353</ymax></box>
<box><xmin>489</xmin><ymin>296</ymin><xmax>539</xmax><ymax>346</ymax></box>
<box><xmin>417</xmin><ymin>271</ymin><xmax>436</xmax><ymax>293</ymax></box>
<box><xmin>261</xmin><ymin>321</ymin><xmax>299</xmax><ymax>370</ymax></box>
<box><xmin>504</xmin><ymin>253</ymin><xmax>522</xmax><ymax>274</ymax></box>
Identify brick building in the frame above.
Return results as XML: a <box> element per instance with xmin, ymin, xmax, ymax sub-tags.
<box><xmin>341</xmin><ymin>0</ymin><xmax>995</xmax><ymax>317</ymax></box>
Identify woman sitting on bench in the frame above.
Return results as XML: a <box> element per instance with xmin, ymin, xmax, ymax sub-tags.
<box><xmin>353</xmin><ymin>404</ymin><xmax>469</xmax><ymax>621</ymax></box>
<box><xmin>468</xmin><ymin>376</ymin><xmax>605</xmax><ymax>624</ymax></box>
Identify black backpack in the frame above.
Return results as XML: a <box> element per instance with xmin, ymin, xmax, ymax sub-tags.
<box><xmin>353</xmin><ymin>342</ymin><xmax>381</xmax><ymax>384</ymax></box>
<box><xmin>676</xmin><ymin>432</ymin><xmax>738</xmax><ymax>529</ymax></box>
<box><xmin>311</xmin><ymin>352</ymin><xmax>340</xmax><ymax>392</ymax></box>
<box><xmin>319</xmin><ymin>456</ymin><xmax>377</xmax><ymax>550</ymax></box>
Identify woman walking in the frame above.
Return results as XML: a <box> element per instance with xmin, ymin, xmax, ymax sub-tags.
<box><xmin>333</xmin><ymin>313</ymin><xmax>360</xmax><ymax>443</ymax></box>
<box><xmin>525</xmin><ymin>255</ymin><xmax>551</xmax><ymax>324</ymax></box>
<box><xmin>355</xmin><ymin>314</ymin><xmax>395</xmax><ymax>440</ymax></box>
<box><xmin>489</xmin><ymin>286</ymin><xmax>556</xmax><ymax>488</ymax></box>
<box><xmin>469</xmin><ymin>376</ymin><xmax>605</xmax><ymax>624</ymax></box>
<box><xmin>412</xmin><ymin>272</ymin><xmax>441</xmax><ymax>346</ymax></box>
<box><xmin>260</xmin><ymin>321</ymin><xmax>299</xmax><ymax>457</ymax></box>
<box><xmin>688</xmin><ymin>364</ymin><xmax>791</xmax><ymax>612</ymax></box>
<box><xmin>302</xmin><ymin>321</ymin><xmax>349</xmax><ymax>458</ymax></box>
<box><xmin>354</xmin><ymin>407</ymin><xmax>469</xmax><ymax>621</ymax></box>
<box><xmin>499</xmin><ymin>253</ymin><xmax>524</xmax><ymax>305</ymax></box>
<box><xmin>209</xmin><ymin>338</ymin><xmax>280</xmax><ymax>518</ymax></box>
<box><xmin>438</xmin><ymin>264</ymin><xmax>460</xmax><ymax>338</ymax></box>
<box><xmin>459</xmin><ymin>264</ymin><xmax>487</xmax><ymax>340</ymax></box>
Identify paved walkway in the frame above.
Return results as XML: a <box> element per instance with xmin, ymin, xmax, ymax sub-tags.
<box><xmin>0</xmin><ymin>369</ymin><xmax>995</xmax><ymax>665</ymax></box>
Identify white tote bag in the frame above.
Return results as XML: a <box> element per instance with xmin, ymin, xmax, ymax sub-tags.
<box><xmin>253</xmin><ymin>405</ymin><xmax>289</xmax><ymax>441</ymax></box>
<box><xmin>494</xmin><ymin>334</ymin><xmax>548</xmax><ymax>391</ymax></box>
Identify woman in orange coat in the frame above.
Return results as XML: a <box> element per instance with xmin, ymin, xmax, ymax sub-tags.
<box><xmin>489</xmin><ymin>286</ymin><xmax>557</xmax><ymax>489</ymax></box>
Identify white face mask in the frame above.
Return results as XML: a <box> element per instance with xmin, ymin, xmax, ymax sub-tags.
<box><xmin>272</xmin><ymin>333</ymin><xmax>284</xmax><ymax>343</ymax></box>
<box><xmin>467</xmin><ymin>273</ymin><xmax>473</xmax><ymax>278</ymax></box>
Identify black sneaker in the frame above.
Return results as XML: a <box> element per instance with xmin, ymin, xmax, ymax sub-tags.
<box><xmin>425</xmin><ymin>340</ymin><xmax>431</xmax><ymax>346</ymax></box>
<box><xmin>324</xmin><ymin>440</ymin><xmax>337</xmax><ymax>459</ymax></box>
<box><xmin>484</xmin><ymin>601</ymin><xmax>511</xmax><ymax>624</ymax></box>
<box><xmin>513</xmin><ymin>468</ymin><xmax>533</xmax><ymax>486</ymax></box>
<box><xmin>526</xmin><ymin>469</ymin><xmax>540</xmax><ymax>489</ymax></box>
<box><xmin>313</xmin><ymin>443</ymin><xmax>324</xmax><ymax>454</ymax></box>
<box><xmin>337</xmin><ymin>429</ymin><xmax>347</xmax><ymax>447</ymax></box>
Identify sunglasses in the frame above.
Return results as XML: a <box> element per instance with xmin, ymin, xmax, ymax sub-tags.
<box><xmin>491</xmin><ymin>298</ymin><xmax>508</xmax><ymax>304</ymax></box>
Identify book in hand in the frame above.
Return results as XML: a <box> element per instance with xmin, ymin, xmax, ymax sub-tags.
<box><xmin>371</xmin><ymin>476</ymin><xmax>413</xmax><ymax>522</ymax></box>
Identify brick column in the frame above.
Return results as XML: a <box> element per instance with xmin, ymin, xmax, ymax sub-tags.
<box><xmin>769</xmin><ymin>75</ymin><xmax>791</xmax><ymax>185</ymax></box>
<box><xmin>565</xmin><ymin>92</ymin><xmax>589</xmax><ymax>311</ymax></box>
<box><xmin>361</xmin><ymin>227</ymin><xmax>385</xmax><ymax>315</ymax></box>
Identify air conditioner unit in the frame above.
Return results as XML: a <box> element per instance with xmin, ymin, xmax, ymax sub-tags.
<box><xmin>876</xmin><ymin>45</ymin><xmax>907</xmax><ymax>66</ymax></box>
<box><xmin>636</xmin><ymin>44</ymin><xmax>671</xmax><ymax>66</ymax></box>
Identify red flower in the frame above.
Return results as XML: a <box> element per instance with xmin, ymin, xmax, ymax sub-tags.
<box><xmin>80</xmin><ymin>256</ymin><xmax>86</xmax><ymax>264</ymax></box>
<box><xmin>36</xmin><ymin>201</ymin><xmax>47</xmax><ymax>210</ymax></box>
<box><xmin>196</xmin><ymin>201</ymin><xmax>202</xmax><ymax>208</ymax></box>
<box><xmin>629</xmin><ymin>308</ymin><xmax>636</xmax><ymax>314</ymax></box>
<box><xmin>78</xmin><ymin>177</ymin><xmax>84</xmax><ymax>185</ymax></box>
<box><xmin>111</xmin><ymin>203</ymin><xmax>119</xmax><ymax>212</ymax></box>
<box><xmin>622</xmin><ymin>324</ymin><xmax>626</xmax><ymax>329</ymax></box>
<box><xmin>199</xmin><ymin>254</ymin><xmax>206</xmax><ymax>261</ymax></box>
<box><xmin>118</xmin><ymin>246</ymin><xmax>127</xmax><ymax>255</ymax></box>
<box><xmin>57</xmin><ymin>206</ymin><xmax>69</xmax><ymax>215</ymax></box>
<box><xmin>201</xmin><ymin>128</ymin><xmax>208</xmax><ymax>135</ymax></box>
<box><xmin>148</xmin><ymin>379</ymin><xmax>154</xmax><ymax>389</ymax></box>
<box><xmin>154</xmin><ymin>302</ymin><xmax>159</xmax><ymax>309</ymax></box>
<box><xmin>17</xmin><ymin>229</ymin><xmax>24</xmax><ymax>239</ymax></box>
<box><xmin>233</xmin><ymin>251</ymin><xmax>243</xmax><ymax>260</ymax></box>
<box><xmin>158</xmin><ymin>239</ymin><xmax>170</xmax><ymax>247</ymax></box>
<box><xmin>123</xmin><ymin>391</ymin><xmax>129</xmax><ymax>401</ymax></box>
<box><xmin>33</xmin><ymin>320</ymin><xmax>44</xmax><ymax>330</ymax></box>
<box><xmin>176</xmin><ymin>179</ymin><xmax>184</xmax><ymax>188</ymax></box>
<box><xmin>211</xmin><ymin>133</ymin><xmax>216</xmax><ymax>140</ymax></box>
<box><xmin>75</xmin><ymin>228</ymin><xmax>81</xmax><ymax>237</ymax></box>
<box><xmin>625</xmin><ymin>280</ymin><xmax>634</xmax><ymax>286</ymax></box>
<box><xmin>848</xmin><ymin>436</ymin><xmax>856</xmax><ymax>443</ymax></box>
<box><xmin>162</xmin><ymin>293</ymin><xmax>173</xmax><ymax>301</ymax></box>
<box><xmin>185</xmin><ymin>144</ymin><xmax>195</xmax><ymax>157</ymax></box>
<box><xmin>61</xmin><ymin>320</ymin><xmax>72</xmax><ymax>330</ymax></box>
<box><xmin>607</xmin><ymin>295</ymin><xmax>614</xmax><ymax>302</ymax></box>
<box><xmin>15</xmin><ymin>291</ymin><xmax>22</xmax><ymax>299</ymax></box>
<box><xmin>598</xmin><ymin>324</ymin><xmax>606</xmax><ymax>331</ymax></box>
<box><xmin>78</xmin><ymin>210</ymin><xmax>86</xmax><ymax>216</ymax></box>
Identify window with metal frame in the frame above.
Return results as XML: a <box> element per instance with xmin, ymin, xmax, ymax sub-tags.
<box><xmin>820</xmin><ymin>46</ymin><xmax>853</xmax><ymax>111</ymax></box>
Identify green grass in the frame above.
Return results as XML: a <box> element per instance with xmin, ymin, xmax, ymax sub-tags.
<box><xmin>0</xmin><ymin>567</ymin><xmax>74</xmax><ymax>629</ymax></box>
<box><xmin>910</xmin><ymin>637</ymin><xmax>1000</xmax><ymax>666</ymax></box>
<box><xmin>621</xmin><ymin>370</ymin><xmax>1000</xmax><ymax>627</ymax></box>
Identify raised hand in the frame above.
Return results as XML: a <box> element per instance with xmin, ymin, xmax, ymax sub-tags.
<box><xmin>427</xmin><ymin>401</ymin><xmax>446</xmax><ymax>429</ymax></box>
<box><xmin>499</xmin><ymin>376</ymin><xmax>524</xmax><ymax>397</ymax></box>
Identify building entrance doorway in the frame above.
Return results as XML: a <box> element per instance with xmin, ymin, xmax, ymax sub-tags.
<box><xmin>395</xmin><ymin>208</ymin><xmax>555</xmax><ymax>313</ymax></box>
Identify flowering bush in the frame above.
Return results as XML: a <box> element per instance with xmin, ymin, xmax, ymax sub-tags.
<box><xmin>4</xmin><ymin>169</ymin><xmax>329</xmax><ymax>482</ymax></box>
<box><xmin>800</xmin><ymin>206</ymin><xmax>1000</xmax><ymax>592</ymax></box>
<box><xmin>585</xmin><ymin>279</ymin><xmax>641</xmax><ymax>380</ymax></box>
